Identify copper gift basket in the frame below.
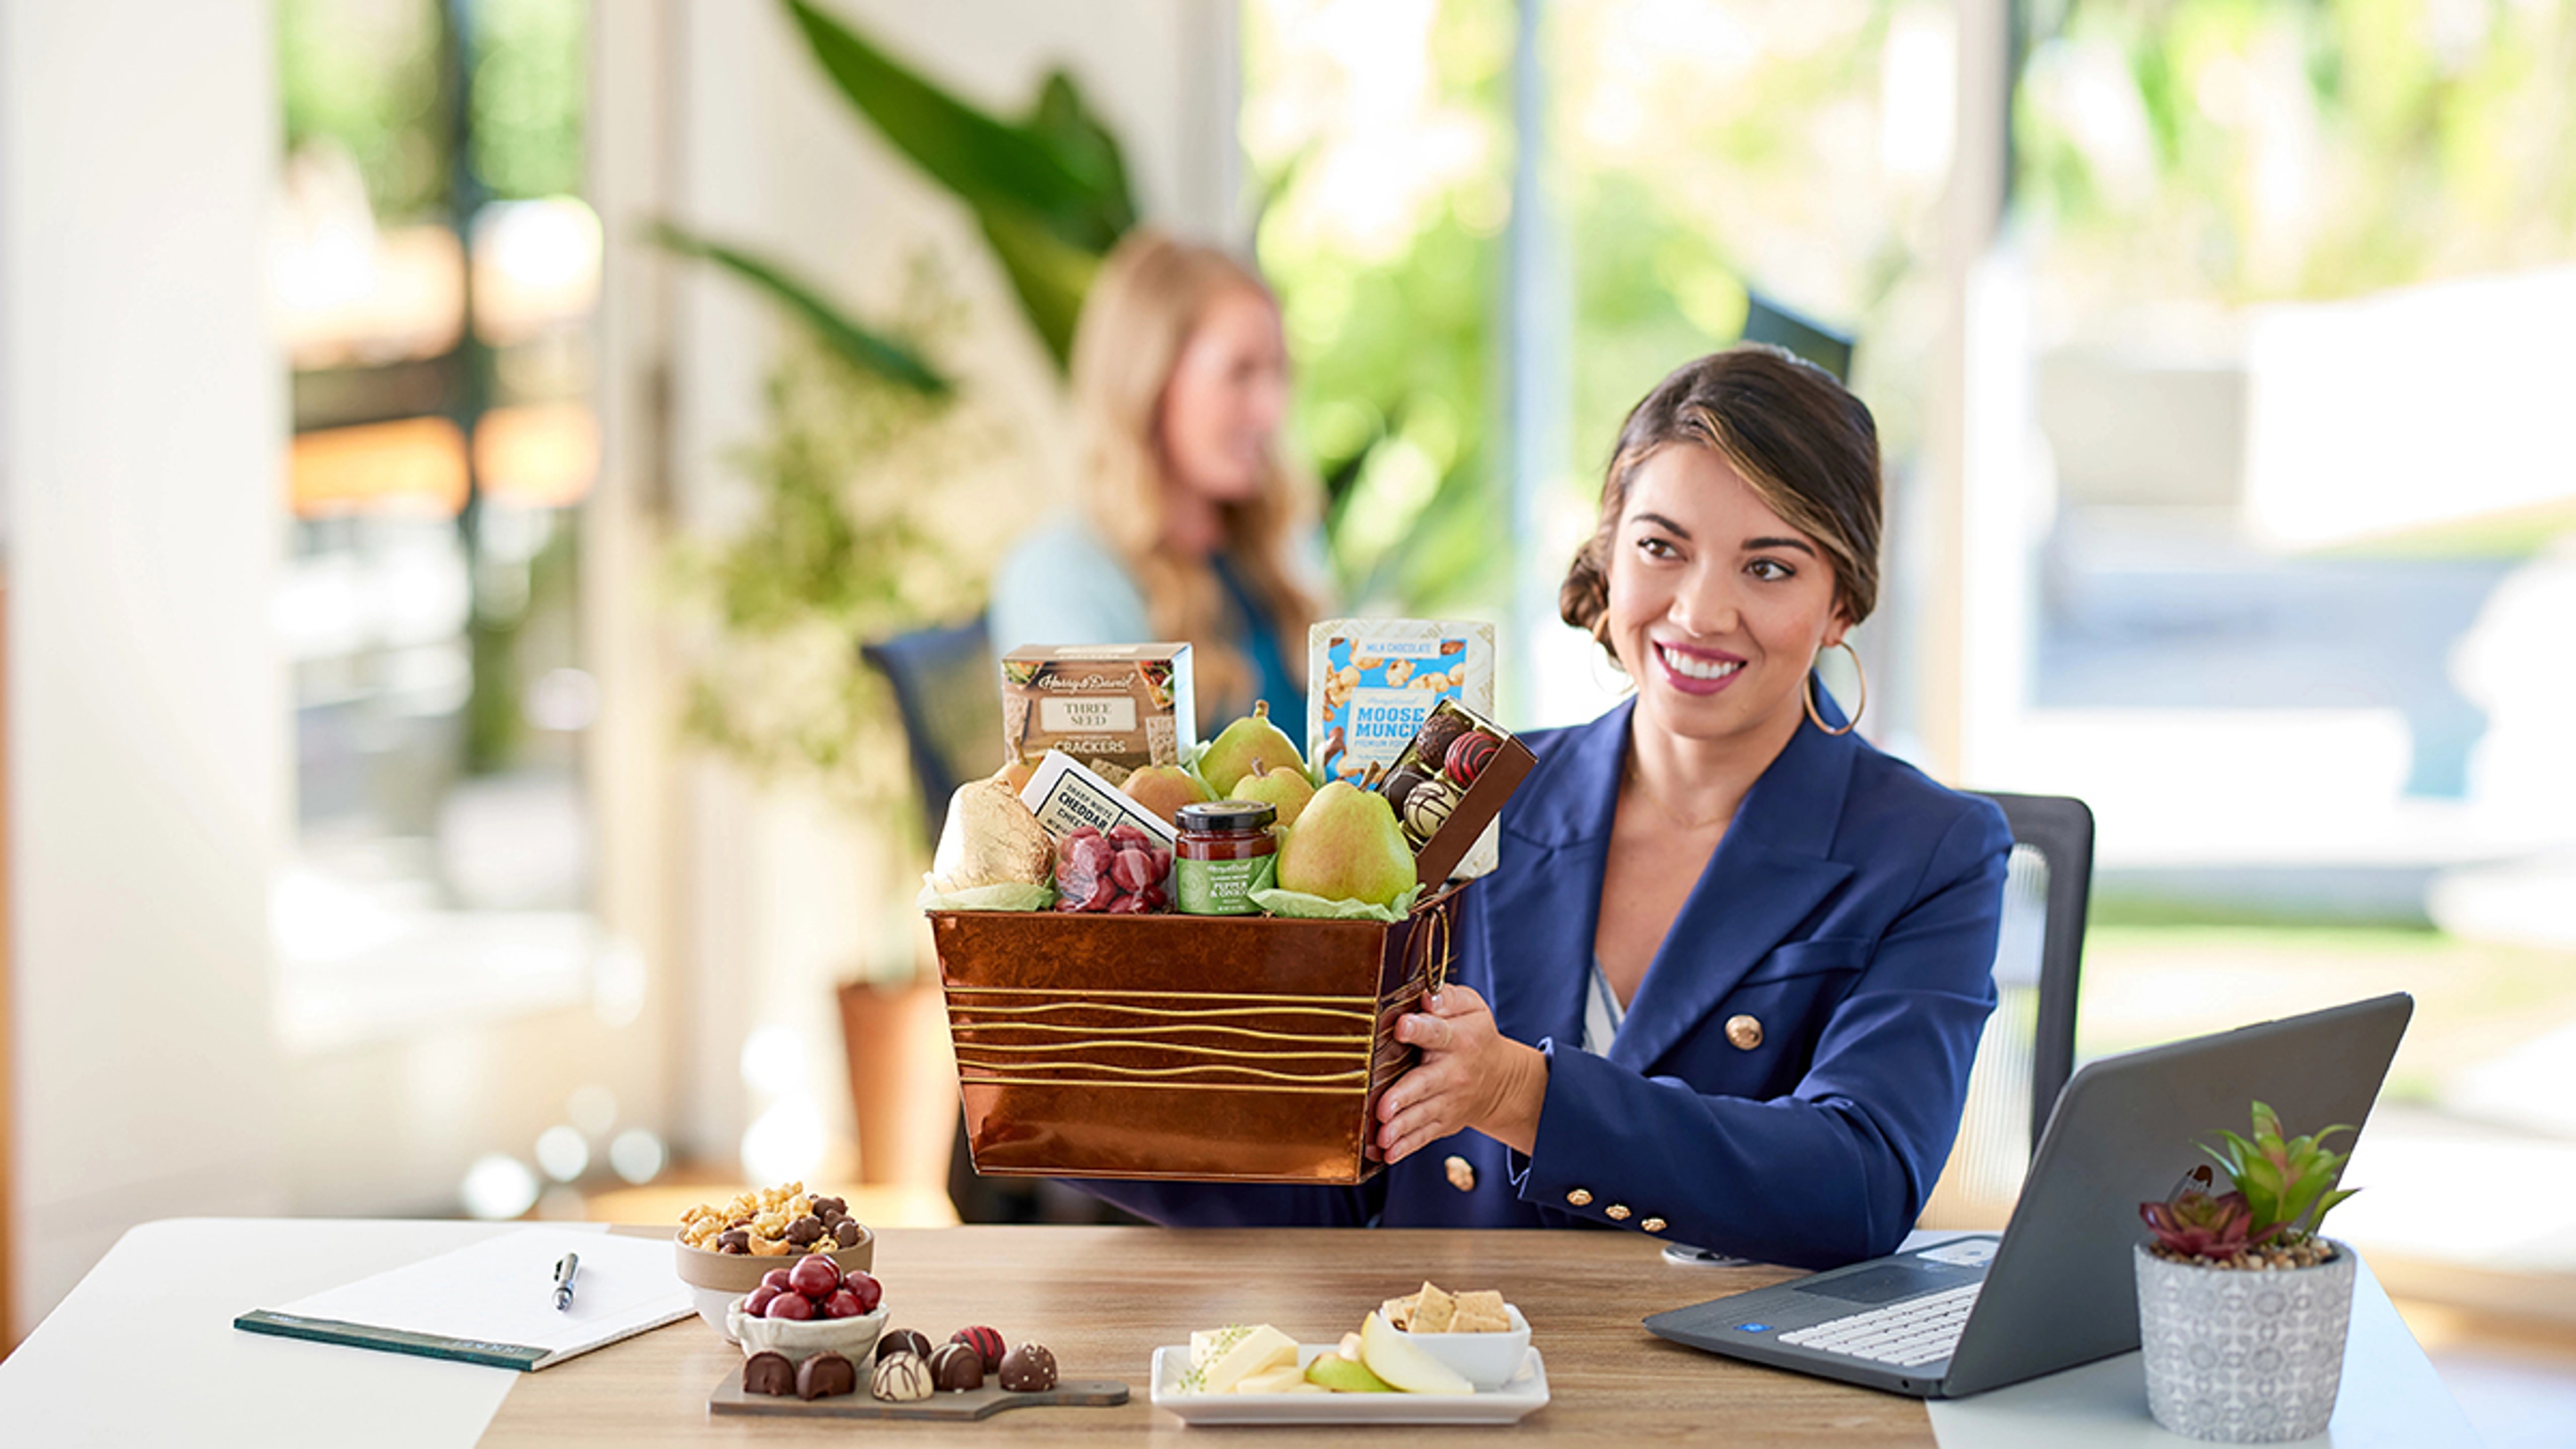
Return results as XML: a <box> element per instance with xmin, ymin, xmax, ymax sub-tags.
<box><xmin>926</xmin><ymin>886</ymin><xmax>1460</xmax><ymax>1185</ymax></box>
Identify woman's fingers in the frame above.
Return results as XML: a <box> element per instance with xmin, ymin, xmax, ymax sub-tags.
<box><xmin>1424</xmin><ymin>985</ymin><xmax>1488</xmax><ymax>1018</ymax></box>
<box><xmin>1395</xmin><ymin>1012</ymin><xmax>1454</xmax><ymax>1051</ymax></box>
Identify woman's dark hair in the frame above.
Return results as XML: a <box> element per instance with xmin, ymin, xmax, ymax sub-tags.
<box><xmin>1560</xmin><ymin>344</ymin><xmax>1882</xmax><ymax>657</ymax></box>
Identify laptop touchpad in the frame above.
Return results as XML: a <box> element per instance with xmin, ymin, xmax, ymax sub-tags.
<box><xmin>1792</xmin><ymin>1264</ymin><xmax>1953</xmax><ymax>1305</ymax></box>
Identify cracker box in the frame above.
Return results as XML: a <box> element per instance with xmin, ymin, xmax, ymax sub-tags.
<box><xmin>1307</xmin><ymin>619</ymin><xmax>1499</xmax><ymax>877</ymax></box>
<box><xmin>999</xmin><ymin>643</ymin><xmax>1195</xmax><ymax>782</ymax></box>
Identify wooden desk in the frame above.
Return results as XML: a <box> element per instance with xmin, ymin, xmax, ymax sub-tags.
<box><xmin>487</xmin><ymin>1226</ymin><xmax>1929</xmax><ymax>1446</ymax></box>
<box><xmin>0</xmin><ymin>1220</ymin><xmax>2475</xmax><ymax>1446</ymax></box>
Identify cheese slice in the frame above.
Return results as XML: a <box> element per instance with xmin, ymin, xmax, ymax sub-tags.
<box><xmin>1180</xmin><ymin>1324</ymin><xmax>1299</xmax><ymax>1395</ymax></box>
<box><xmin>1235</xmin><ymin>1362</ymin><xmax>1326</xmax><ymax>1395</ymax></box>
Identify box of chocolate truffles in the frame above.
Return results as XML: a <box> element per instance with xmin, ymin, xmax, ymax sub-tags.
<box><xmin>1375</xmin><ymin>699</ymin><xmax>1536</xmax><ymax>890</ymax></box>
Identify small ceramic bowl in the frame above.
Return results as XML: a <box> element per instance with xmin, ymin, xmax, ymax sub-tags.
<box><xmin>672</xmin><ymin>1228</ymin><xmax>875</xmax><ymax>1337</ymax></box>
<box><xmin>1396</xmin><ymin>1304</ymin><xmax>1532</xmax><ymax>1390</ymax></box>
<box><xmin>727</xmin><ymin>1301</ymin><xmax>890</xmax><ymax>1368</ymax></box>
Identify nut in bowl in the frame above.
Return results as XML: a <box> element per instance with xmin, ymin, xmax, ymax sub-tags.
<box><xmin>671</xmin><ymin>1183</ymin><xmax>874</xmax><ymax>1336</ymax></box>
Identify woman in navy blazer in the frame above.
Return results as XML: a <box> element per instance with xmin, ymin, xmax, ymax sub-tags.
<box><xmin>1076</xmin><ymin>348</ymin><xmax>2009</xmax><ymax>1270</ymax></box>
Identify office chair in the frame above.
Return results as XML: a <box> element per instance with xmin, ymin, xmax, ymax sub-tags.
<box><xmin>1741</xmin><ymin>290</ymin><xmax>1858</xmax><ymax>384</ymax></box>
<box><xmin>860</xmin><ymin>616</ymin><xmax>1004</xmax><ymax>845</ymax></box>
<box><xmin>1917</xmin><ymin>792</ymin><xmax>2095</xmax><ymax>1231</ymax></box>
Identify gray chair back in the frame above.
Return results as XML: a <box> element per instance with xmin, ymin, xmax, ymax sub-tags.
<box><xmin>1919</xmin><ymin>792</ymin><xmax>2094</xmax><ymax>1230</ymax></box>
<box><xmin>860</xmin><ymin>616</ymin><xmax>1002</xmax><ymax>844</ymax></box>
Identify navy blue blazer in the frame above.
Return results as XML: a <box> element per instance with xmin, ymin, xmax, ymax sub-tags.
<box><xmin>1074</xmin><ymin>694</ymin><xmax>2011</xmax><ymax>1270</ymax></box>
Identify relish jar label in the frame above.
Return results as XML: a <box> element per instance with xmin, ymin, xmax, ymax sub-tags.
<box><xmin>1175</xmin><ymin>853</ymin><xmax>1276</xmax><ymax>915</ymax></box>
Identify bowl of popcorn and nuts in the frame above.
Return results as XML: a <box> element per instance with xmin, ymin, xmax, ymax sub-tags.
<box><xmin>674</xmin><ymin>1182</ymin><xmax>875</xmax><ymax>1337</ymax></box>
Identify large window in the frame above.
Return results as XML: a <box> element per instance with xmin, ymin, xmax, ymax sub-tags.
<box><xmin>274</xmin><ymin>0</ymin><xmax>606</xmax><ymax>1046</ymax></box>
<box><xmin>2007</xmin><ymin>0</ymin><xmax>2576</xmax><ymax>1259</ymax></box>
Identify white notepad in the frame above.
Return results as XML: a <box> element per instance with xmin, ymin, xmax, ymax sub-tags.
<box><xmin>235</xmin><ymin>1226</ymin><xmax>692</xmax><ymax>1371</ymax></box>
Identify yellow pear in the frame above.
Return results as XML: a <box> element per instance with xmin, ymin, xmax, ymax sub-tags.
<box><xmin>1233</xmin><ymin>756</ymin><xmax>1316</xmax><ymax>829</ymax></box>
<box><xmin>1201</xmin><ymin>700</ymin><xmax>1305</xmax><ymax>797</ymax></box>
<box><xmin>1121</xmin><ymin>763</ymin><xmax>1212</xmax><ymax>826</ymax></box>
<box><xmin>1275</xmin><ymin>782</ymin><xmax>1416</xmax><ymax>908</ymax></box>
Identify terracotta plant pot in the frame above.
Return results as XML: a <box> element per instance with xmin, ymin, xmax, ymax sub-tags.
<box><xmin>2134</xmin><ymin>1239</ymin><xmax>2356</xmax><ymax>1442</ymax></box>
<box><xmin>836</xmin><ymin>977</ymin><xmax>957</xmax><ymax>1189</ymax></box>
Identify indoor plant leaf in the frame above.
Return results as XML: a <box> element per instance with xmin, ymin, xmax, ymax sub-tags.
<box><xmin>649</xmin><ymin>223</ymin><xmax>952</xmax><ymax>397</ymax></box>
<box><xmin>780</xmin><ymin>0</ymin><xmax>1134</xmax><ymax>253</ymax></box>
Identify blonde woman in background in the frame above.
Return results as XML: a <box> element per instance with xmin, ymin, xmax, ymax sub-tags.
<box><xmin>989</xmin><ymin>227</ymin><xmax>1328</xmax><ymax>731</ymax></box>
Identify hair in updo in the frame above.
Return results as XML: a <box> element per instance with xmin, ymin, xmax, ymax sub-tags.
<box><xmin>1559</xmin><ymin>345</ymin><xmax>1882</xmax><ymax>661</ymax></box>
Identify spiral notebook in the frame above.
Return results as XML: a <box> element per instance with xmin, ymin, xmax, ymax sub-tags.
<box><xmin>235</xmin><ymin>1226</ymin><xmax>692</xmax><ymax>1371</ymax></box>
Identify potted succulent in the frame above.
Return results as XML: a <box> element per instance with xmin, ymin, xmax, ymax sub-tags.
<box><xmin>2135</xmin><ymin>1102</ymin><xmax>2363</xmax><ymax>1442</ymax></box>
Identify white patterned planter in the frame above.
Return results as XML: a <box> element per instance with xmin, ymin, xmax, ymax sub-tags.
<box><xmin>2134</xmin><ymin>1240</ymin><xmax>2355</xmax><ymax>1442</ymax></box>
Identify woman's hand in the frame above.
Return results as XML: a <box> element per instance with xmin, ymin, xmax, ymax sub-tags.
<box><xmin>1377</xmin><ymin>985</ymin><xmax>1549</xmax><ymax>1163</ymax></box>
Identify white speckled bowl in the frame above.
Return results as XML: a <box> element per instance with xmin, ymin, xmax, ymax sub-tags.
<box><xmin>1397</xmin><ymin>1305</ymin><xmax>1532</xmax><ymax>1390</ymax></box>
<box><xmin>725</xmin><ymin>1301</ymin><xmax>889</xmax><ymax>1368</ymax></box>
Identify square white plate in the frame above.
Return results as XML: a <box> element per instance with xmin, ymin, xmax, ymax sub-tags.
<box><xmin>1148</xmin><ymin>1344</ymin><xmax>1550</xmax><ymax>1426</ymax></box>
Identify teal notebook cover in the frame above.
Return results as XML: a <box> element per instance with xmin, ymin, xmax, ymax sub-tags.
<box><xmin>233</xmin><ymin>1226</ymin><xmax>691</xmax><ymax>1372</ymax></box>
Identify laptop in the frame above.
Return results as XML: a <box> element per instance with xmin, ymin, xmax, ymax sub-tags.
<box><xmin>1642</xmin><ymin>992</ymin><xmax>2412</xmax><ymax>1398</ymax></box>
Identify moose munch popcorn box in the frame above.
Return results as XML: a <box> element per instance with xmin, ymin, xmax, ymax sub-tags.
<box><xmin>1306</xmin><ymin>619</ymin><xmax>1499</xmax><ymax>878</ymax></box>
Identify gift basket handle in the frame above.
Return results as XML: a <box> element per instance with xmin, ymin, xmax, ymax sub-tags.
<box><xmin>1409</xmin><ymin>902</ymin><xmax>1452</xmax><ymax>998</ymax></box>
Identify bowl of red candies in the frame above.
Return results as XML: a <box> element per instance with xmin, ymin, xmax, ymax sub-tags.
<box><xmin>724</xmin><ymin>1253</ymin><xmax>888</xmax><ymax>1365</ymax></box>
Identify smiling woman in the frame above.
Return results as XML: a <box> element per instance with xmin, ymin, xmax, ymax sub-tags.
<box><xmin>1069</xmin><ymin>347</ymin><xmax>2012</xmax><ymax>1271</ymax></box>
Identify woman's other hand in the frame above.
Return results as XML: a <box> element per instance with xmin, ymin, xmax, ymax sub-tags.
<box><xmin>1378</xmin><ymin>985</ymin><xmax>1549</xmax><ymax>1163</ymax></box>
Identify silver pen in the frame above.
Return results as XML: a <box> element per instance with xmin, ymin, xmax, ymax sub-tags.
<box><xmin>553</xmin><ymin>1252</ymin><xmax>579</xmax><ymax>1311</ymax></box>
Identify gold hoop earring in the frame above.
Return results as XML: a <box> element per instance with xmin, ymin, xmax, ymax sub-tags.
<box><xmin>1805</xmin><ymin>640</ymin><xmax>1866</xmax><ymax>737</ymax></box>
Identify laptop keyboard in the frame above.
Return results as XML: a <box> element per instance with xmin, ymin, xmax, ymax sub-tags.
<box><xmin>1776</xmin><ymin>1281</ymin><xmax>1982</xmax><ymax>1366</ymax></box>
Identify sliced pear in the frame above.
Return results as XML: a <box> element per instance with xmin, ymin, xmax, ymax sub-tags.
<box><xmin>1306</xmin><ymin>1354</ymin><xmax>1397</xmax><ymax>1393</ymax></box>
<box><xmin>1359</xmin><ymin>1309</ymin><xmax>1474</xmax><ymax>1395</ymax></box>
<box><xmin>1336</xmin><ymin>1330</ymin><xmax>1365</xmax><ymax>1362</ymax></box>
<box><xmin>1235</xmin><ymin>1362</ymin><xmax>1325</xmax><ymax>1395</ymax></box>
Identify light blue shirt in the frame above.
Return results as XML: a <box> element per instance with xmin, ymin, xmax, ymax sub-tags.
<box><xmin>989</xmin><ymin>515</ymin><xmax>1153</xmax><ymax>654</ymax></box>
<box><xmin>989</xmin><ymin>513</ymin><xmax>1313</xmax><ymax>730</ymax></box>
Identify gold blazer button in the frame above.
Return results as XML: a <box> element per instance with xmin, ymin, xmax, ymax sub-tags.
<box><xmin>1605</xmin><ymin>1203</ymin><xmax>1632</xmax><ymax>1222</ymax></box>
<box><xmin>1444</xmin><ymin>1155</ymin><xmax>1476</xmax><ymax>1192</ymax></box>
<box><xmin>1566</xmin><ymin>1187</ymin><xmax>1593</xmax><ymax>1207</ymax></box>
<box><xmin>1641</xmin><ymin>1217</ymin><xmax>1668</xmax><ymax>1234</ymax></box>
<box><xmin>1725</xmin><ymin>1014</ymin><xmax>1764</xmax><ymax>1050</ymax></box>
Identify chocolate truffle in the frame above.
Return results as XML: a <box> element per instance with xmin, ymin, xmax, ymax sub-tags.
<box><xmin>998</xmin><ymin>1341</ymin><xmax>1059</xmax><ymax>1393</ymax></box>
<box><xmin>1411</xmin><ymin>710</ymin><xmax>1468</xmax><ymax>769</ymax></box>
<box><xmin>796</xmin><ymin>1351</ymin><xmax>858</xmax><ymax>1400</ymax></box>
<box><xmin>1444</xmin><ymin>729</ymin><xmax>1499</xmax><ymax>788</ymax></box>
<box><xmin>871</xmin><ymin>1350</ymin><xmax>933</xmax><ymax>1403</ymax></box>
<box><xmin>951</xmin><ymin>1325</ymin><xmax>1006</xmax><ymax>1372</ymax></box>
<box><xmin>1381</xmin><ymin>766</ymin><xmax>1429</xmax><ymax>815</ymax></box>
<box><xmin>876</xmin><ymin>1328</ymin><xmax>934</xmax><ymax>1363</ymax></box>
<box><xmin>741</xmin><ymin>1350</ymin><xmax>796</xmax><ymax>1396</ymax></box>
<box><xmin>1401</xmin><ymin>779</ymin><xmax>1456</xmax><ymax>843</ymax></box>
<box><xmin>929</xmin><ymin>1341</ymin><xmax>984</xmax><ymax>1392</ymax></box>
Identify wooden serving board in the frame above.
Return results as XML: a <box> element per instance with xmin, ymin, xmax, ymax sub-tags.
<box><xmin>710</xmin><ymin>1373</ymin><xmax>1130</xmax><ymax>1422</ymax></box>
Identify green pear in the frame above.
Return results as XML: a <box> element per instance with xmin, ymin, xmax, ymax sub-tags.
<box><xmin>1276</xmin><ymin>782</ymin><xmax>1417</xmax><ymax>908</ymax></box>
<box><xmin>1201</xmin><ymin>700</ymin><xmax>1305</xmax><ymax>797</ymax></box>
<box><xmin>1122</xmin><ymin>764</ymin><xmax>1212</xmax><ymax>826</ymax></box>
<box><xmin>1233</xmin><ymin>756</ymin><xmax>1316</xmax><ymax>830</ymax></box>
<box><xmin>1305</xmin><ymin>1354</ymin><xmax>1396</xmax><ymax>1393</ymax></box>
